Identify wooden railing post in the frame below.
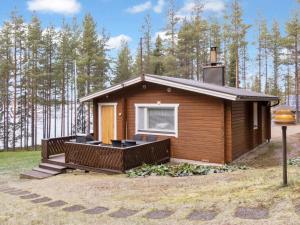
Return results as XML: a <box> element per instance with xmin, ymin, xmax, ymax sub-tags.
<box><xmin>41</xmin><ymin>139</ymin><xmax>49</xmax><ymax>159</ymax></box>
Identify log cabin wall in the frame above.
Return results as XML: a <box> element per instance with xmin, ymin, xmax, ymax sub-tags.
<box><xmin>224</xmin><ymin>101</ymin><xmax>233</xmax><ymax>163</ymax></box>
<box><xmin>94</xmin><ymin>82</ymin><xmax>226</xmax><ymax>163</ymax></box>
<box><xmin>230</xmin><ymin>101</ymin><xmax>270</xmax><ymax>160</ymax></box>
<box><xmin>230</xmin><ymin>102</ymin><xmax>250</xmax><ymax>160</ymax></box>
<box><xmin>92</xmin><ymin>81</ymin><xmax>271</xmax><ymax>164</ymax></box>
<box><xmin>126</xmin><ymin>83</ymin><xmax>226</xmax><ymax>163</ymax></box>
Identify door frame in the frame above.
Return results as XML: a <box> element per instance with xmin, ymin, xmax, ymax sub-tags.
<box><xmin>98</xmin><ymin>102</ymin><xmax>118</xmax><ymax>142</ymax></box>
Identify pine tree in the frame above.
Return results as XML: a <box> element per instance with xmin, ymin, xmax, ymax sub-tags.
<box><xmin>57</xmin><ymin>20</ymin><xmax>73</xmax><ymax>136</ymax></box>
<box><xmin>10</xmin><ymin>11</ymin><xmax>25</xmax><ymax>149</ymax></box>
<box><xmin>41</xmin><ymin>25</ymin><xmax>57</xmax><ymax>138</ymax></box>
<box><xmin>69</xmin><ymin>17</ymin><xmax>81</xmax><ymax>135</ymax></box>
<box><xmin>27</xmin><ymin>15</ymin><xmax>42</xmax><ymax>149</ymax></box>
<box><xmin>222</xmin><ymin>12</ymin><xmax>231</xmax><ymax>85</ymax></box>
<box><xmin>177</xmin><ymin>19</ymin><xmax>194</xmax><ymax>79</ymax></box>
<box><xmin>258</xmin><ymin>19</ymin><xmax>271</xmax><ymax>94</ymax></box>
<box><xmin>166</xmin><ymin>0</ymin><xmax>179</xmax><ymax>56</ymax></box>
<box><xmin>113</xmin><ymin>40</ymin><xmax>133</xmax><ymax>83</ymax></box>
<box><xmin>151</xmin><ymin>35</ymin><xmax>165</xmax><ymax>75</ymax></box>
<box><xmin>256</xmin><ymin>17</ymin><xmax>265</xmax><ymax>93</ymax></box>
<box><xmin>269</xmin><ymin>21</ymin><xmax>282</xmax><ymax>96</ymax></box>
<box><xmin>132</xmin><ymin>43</ymin><xmax>143</xmax><ymax>75</ymax></box>
<box><xmin>78</xmin><ymin>13</ymin><xmax>109</xmax><ymax>133</ymax></box>
<box><xmin>162</xmin><ymin>0</ymin><xmax>179</xmax><ymax>76</ymax></box>
<box><xmin>141</xmin><ymin>14</ymin><xmax>152</xmax><ymax>74</ymax></box>
<box><xmin>193</xmin><ymin>1</ymin><xmax>209</xmax><ymax>81</ymax></box>
<box><xmin>0</xmin><ymin>21</ymin><xmax>13</xmax><ymax>150</ymax></box>
<box><xmin>226</xmin><ymin>0</ymin><xmax>250</xmax><ymax>87</ymax></box>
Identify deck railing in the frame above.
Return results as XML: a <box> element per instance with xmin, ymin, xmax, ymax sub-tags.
<box><xmin>65</xmin><ymin>139</ymin><xmax>171</xmax><ymax>173</ymax></box>
<box><xmin>42</xmin><ymin>135</ymin><xmax>76</xmax><ymax>159</ymax></box>
<box><xmin>123</xmin><ymin>139</ymin><xmax>171</xmax><ymax>170</ymax></box>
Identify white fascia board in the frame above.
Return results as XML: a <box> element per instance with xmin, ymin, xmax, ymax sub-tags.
<box><xmin>144</xmin><ymin>76</ymin><xmax>237</xmax><ymax>101</ymax></box>
<box><xmin>80</xmin><ymin>76</ymin><xmax>142</xmax><ymax>102</ymax></box>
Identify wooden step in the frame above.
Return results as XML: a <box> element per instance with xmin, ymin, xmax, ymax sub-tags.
<box><xmin>39</xmin><ymin>163</ymin><xmax>67</xmax><ymax>172</ymax></box>
<box><xmin>42</xmin><ymin>159</ymin><xmax>66</xmax><ymax>167</ymax></box>
<box><xmin>20</xmin><ymin>170</ymin><xmax>53</xmax><ymax>179</ymax></box>
<box><xmin>32</xmin><ymin>167</ymin><xmax>60</xmax><ymax>175</ymax></box>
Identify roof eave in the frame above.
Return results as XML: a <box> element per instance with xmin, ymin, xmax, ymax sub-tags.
<box><xmin>79</xmin><ymin>76</ymin><xmax>142</xmax><ymax>102</ymax></box>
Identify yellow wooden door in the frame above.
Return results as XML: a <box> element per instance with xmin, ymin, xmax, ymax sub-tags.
<box><xmin>101</xmin><ymin>105</ymin><xmax>115</xmax><ymax>144</ymax></box>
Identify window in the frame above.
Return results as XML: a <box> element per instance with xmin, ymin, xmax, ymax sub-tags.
<box><xmin>135</xmin><ymin>104</ymin><xmax>179</xmax><ymax>137</ymax></box>
<box><xmin>253</xmin><ymin>102</ymin><xmax>258</xmax><ymax>129</ymax></box>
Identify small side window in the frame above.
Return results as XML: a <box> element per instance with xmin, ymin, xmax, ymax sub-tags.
<box><xmin>253</xmin><ymin>102</ymin><xmax>258</xmax><ymax>130</ymax></box>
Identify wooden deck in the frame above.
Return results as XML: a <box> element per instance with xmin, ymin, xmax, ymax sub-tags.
<box><xmin>49</xmin><ymin>154</ymin><xmax>65</xmax><ymax>163</ymax></box>
<box><xmin>41</xmin><ymin>136</ymin><xmax>171</xmax><ymax>173</ymax></box>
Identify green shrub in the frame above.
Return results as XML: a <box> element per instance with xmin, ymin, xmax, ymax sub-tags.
<box><xmin>288</xmin><ymin>157</ymin><xmax>300</xmax><ymax>166</ymax></box>
<box><xmin>126</xmin><ymin>163</ymin><xmax>247</xmax><ymax>177</ymax></box>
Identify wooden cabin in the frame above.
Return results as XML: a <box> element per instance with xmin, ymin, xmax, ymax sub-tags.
<box><xmin>23</xmin><ymin>49</ymin><xmax>279</xmax><ymax>179</ymax></box>
<box><xmin>80</xmin><ymin>73</ymin><xmax>278</xmax><ymax>164</ymax></box>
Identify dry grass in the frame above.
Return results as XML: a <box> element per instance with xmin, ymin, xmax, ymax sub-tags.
<box><xmin>1</xmin><ymin>134</ymin><xmax>300</xmax><ymax>225</ymax></box>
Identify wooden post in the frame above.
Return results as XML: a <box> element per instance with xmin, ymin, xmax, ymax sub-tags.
<box><xmin>122</xmin><ymin>97</ymin><xmax>127</xmax><ymax>140</ymax></box>
<box><xmin>41</xmin><ymin>139</ymin><xmax>49</xmax><ymax>160</ymax></box>
<box><xmin>282</xmin><ymin>126</ymin><xmax>288</xmax><ymax>186</ymax></box>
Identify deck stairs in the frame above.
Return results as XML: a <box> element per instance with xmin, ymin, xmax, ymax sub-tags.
<box><xmin>20</xmin><ymin>162</ymin><xmax>67</xmax><ymax>179</ymax></box>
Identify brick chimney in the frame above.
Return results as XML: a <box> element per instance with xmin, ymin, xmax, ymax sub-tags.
<box><xmin>202</xmin><ymin>47</ymin><xmax>225</xmax><ymax>86</ymax></box>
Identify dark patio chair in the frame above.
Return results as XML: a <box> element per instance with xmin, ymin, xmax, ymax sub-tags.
<box><xmin>146</xmin><ymin>135</ymin><xmax>157</xmax><ymax>142</ymax></box>
<box><xmin>86</xmin><ymin>134</ymin><xmax>94</xmax><ymax>142</ymax></box>
<box><xmin>111</xmin><ymin>139</ymin><xmax>122</xmax><ymax>147</ymax></box>
<box><xmin>76</xmin><ymin>134</ymin><xmax>94</xmax><ymax>143</ymax></box>
<box><xmin>133</xmin><ymin>134</ymin><xmax>143</xmax><ymax>141</ymax></box>
<box><xmin>124</xmin><ymin>140</ymin><xmax>136</xmax><ymax>147</ymax></box>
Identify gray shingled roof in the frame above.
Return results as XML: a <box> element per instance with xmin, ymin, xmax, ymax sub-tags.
<box><xmin>80</xmin><ymin>74</ymin><xmax>279</xmax><ymax>102</ymax></box>
<box><xmin>146</xmin><ymin>74</ymin><xmax>278</xmax><ymax>101</ymax></box>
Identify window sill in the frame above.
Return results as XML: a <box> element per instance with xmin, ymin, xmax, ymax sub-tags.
<box><xmin>136</xmin><ymin>131</ymin><xmax>178</xmax><ymax>138</ymax></box>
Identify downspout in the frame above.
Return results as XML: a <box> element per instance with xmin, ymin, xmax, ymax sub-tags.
<box><xmin>269</xmin><ymin>99</ymin><xmax>280</xmax><ymax>108</ymax></box>
<box><xmin>266</xmin><ymin>99</ymin><xmax>280</xmax><ymax>142</ymax></box>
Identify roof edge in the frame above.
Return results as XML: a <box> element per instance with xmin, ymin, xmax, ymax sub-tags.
<box><xmin>80</xmin><ymin>74</ymin><xmax>279</xmax><ymax>102</ymax></box>
<box><xmin>79</xmin><ymin>76</ymin><xmax>142</xmax><ymax>102</ymax></box>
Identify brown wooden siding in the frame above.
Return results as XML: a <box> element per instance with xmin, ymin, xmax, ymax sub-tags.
<box><xmin>94</xmin><ymin>82</ymin><xmax>225</xmax><ymax>163</ymax></box>
<box><xmin>92</xmin><ymin>82</ymin><xmax>271</xmax><ymax>164</ymax></box>
<box><xmin>231</xmin><ymin>102</ymin><xmax>251</xmax><ymax>159</ymax></box>
<box><xmin>231</xmin><ymin>101</ymin><xmax>269</xmax><ymax>160</ymax></box>
<box><xmin>224</xmin><ymin>101</ymin><xmax>232</xmax><ymax>163</ymax></box>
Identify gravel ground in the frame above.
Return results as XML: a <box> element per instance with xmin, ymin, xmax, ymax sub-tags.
<box><xmin>1</xmin><ymin>127</ymin><xmax>300</xmax><ymax>225</ymax></box>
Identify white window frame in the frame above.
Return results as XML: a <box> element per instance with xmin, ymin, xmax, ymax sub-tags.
<box><xmin>98</xmin><ymin>103</ymin><xmax>118</xmax><ymax>141</ymax></box>
<box><xmin>253</xmin><ymin>102</ymin><xmax>258</xmax><ymax>130</ymax></box>
<box><xmin>135</xmin><ymin>103</ymin><xmax>179</xmax><ymax>138</ymax></box>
